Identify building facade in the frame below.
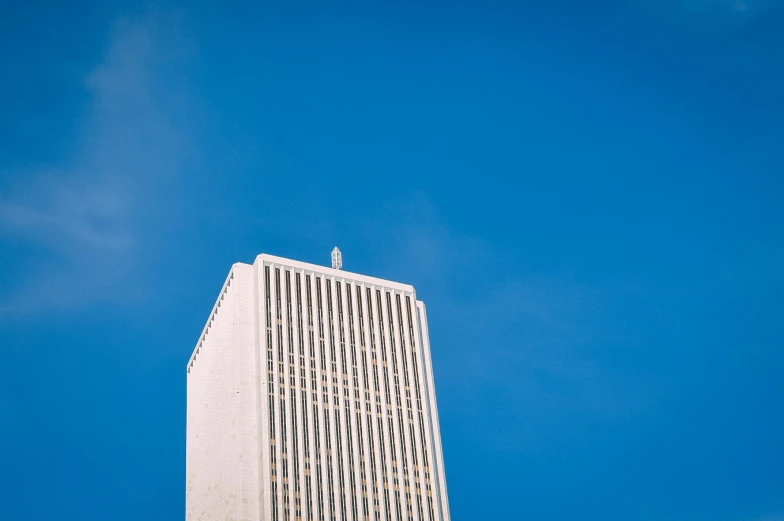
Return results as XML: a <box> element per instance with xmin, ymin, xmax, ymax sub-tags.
<box><xmin>186</xmin><ymin>253</ymin><xmax>450</xmax><ymax>521</ymax></box>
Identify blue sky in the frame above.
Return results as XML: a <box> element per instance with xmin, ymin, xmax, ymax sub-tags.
<box><xmin>1</xmin><ymin>1</ymin><xmax>783</xmax><ymax>519</ymax></box>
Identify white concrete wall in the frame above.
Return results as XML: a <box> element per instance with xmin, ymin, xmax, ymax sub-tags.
<box><xmin>416</xmin><ymin>301</ymin><xmax>450</xmax><ymax>521</ymax></box>
<box><xmin>186</xmin><ymin>263</ymin><xmax>261</xmax><ymax>521</ymax></box>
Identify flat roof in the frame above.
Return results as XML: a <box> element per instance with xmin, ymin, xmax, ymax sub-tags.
<box><xmin>254</xmin><ymin>253</ymin><xmax>415</xmax><ymax>293</ymax></box>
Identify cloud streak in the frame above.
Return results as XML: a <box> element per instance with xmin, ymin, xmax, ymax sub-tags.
<box><xmin>0</xmin><ymin>12</ymin><xmax>194</xmax><ymax>315</ymax></box>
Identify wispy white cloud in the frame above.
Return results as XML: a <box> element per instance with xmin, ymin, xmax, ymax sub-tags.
<box><xmin>0</xmin><ymin>12</ymin><xmax>194</xmax><ymax>315</ymax></box>
<box><xmin>0</xmin><ymin>176</ymin><xmax>134</xmax><ymax>250</ymax></box>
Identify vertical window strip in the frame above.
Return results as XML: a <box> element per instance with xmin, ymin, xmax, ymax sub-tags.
<box><xmin>385</xmin><ymin>292</ymin><xmax>409</xmax><ymax>521</ymax></box>
<box><xmin>313</xmin><ymin>399</ymin><xmax>325</xmax><ymax>521</ymax></box>
<box><xmin>297</xmin><ymin>273</ymin><xmax>314</xmax><ymax>521</ymax></box>
<box><xmin>316</xmin><ymin>278</ymin><xmax>336</xmax><ymax>521</ymax></box>
<box><xmin>388</xmin><ymin>414</ymin><xmax>403</xmax><ymax>521</ymax></box>
<box><xmin>302</xmin><ymin>389</ymin><xmax>313</xmax><ymax>519</ymax></box>
<box><xmin>355</xmin><ymin>408</ymin><xmax>368</xmax><ymax>518</ymax></box>
<box><xmin>327</xmin><ymin>281</ymin><xmax>338</xmax><ymax>372</ymax></box>
<box><xmin>367</xmin><ymin>415</ymin><xmax>380</xmax><ymax>520</ymax></box>
<box><xmin>328</xmin><ymin>281</ymin><xmax>348</xmax><ymax>521</ymax></box>
<box><xmin>345</xmin><ymin>401</ymin><xmax>358</xmax><ymax>521</ymax></box>
<box><xmin>334</xmin><ymin>407</ymin><xmax>348</xmax><ymax>521</ymax></box>
<box><xmin>266</xmin><ymin>266</ymin><xmax>279</xmax><ymax>521</ymax></box>
<box><xmin>341</xmin><ymin>284</ymin><xmax>359</xmax><ymax>521</ymax></box>
<box><xmin>408</xmin><ymin>422</ymin><xmax>423</xmax><ymax>521</ymax></box>
<box><xmin>324</xmin><ymin>407</ymin><xmax>337</xmax><ymax>521</ymax></box>
<box><xmin>357</xmin><ymin>287</ymin><xmax>381</xmax><ymax>521</ymax></box>
<box><xmin>317</xmin><ymin>279</ymin><xmax>328</xmax><ymax>374</ymax></box>
<box><xmin>375</xmin><ymin>289</ymin><xmax>400</xmax><ymax>521</ymax></box>
<box><xmin>282</xmin><ymin>394</ymin><xmax>290</xmax><ymax>518</ymax></box>
<box><xmin>337</xmin><ymin>283</ymin><xmax>349</xmax><ymax>376</ymax></box>
<box><xmin>347</xmin><ymin>285</ymin><xmax>369</xmax><ymax>519</ymax></box>
<box><xmin>406</xmin><ymin>298</ymin><xmax>435</xmax><ymax>521</ymax></box>
<box><xmin>287</xmin><ymin>272</ymin><xmax>302</xmax><ymax>520</ymax></box>
<box><xmin>396</xmin><ymin>294</ymin><xmax>422</xmax><ymax>521</ymax></box>
<box><xmin>357</xmin><ymin>287</ymin><xmax>371</xmax><ymax>394</ymax></box>
<box><xmin>307</xmin><ymin>276</ymin><xmax>325</xmax><ymax>521</ymax></box>
<box><xmin>367</xmin><ymin>288</ymin><xmax>392</xmax><ymax>521</ymax></box>
<box><xmin>276</xmin><ymin>269</ymin><xmax>291</xmax><ymax>521</ymax></box>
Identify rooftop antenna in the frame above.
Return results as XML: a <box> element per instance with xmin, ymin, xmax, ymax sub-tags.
<box><xmin>331</xmin><ymin>247</ymin><xmax>342</xmax><ymax>270</ymax></box>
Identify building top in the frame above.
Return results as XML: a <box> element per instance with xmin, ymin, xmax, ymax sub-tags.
<box><xmin>188</xmin><ymin>253</ymin><xmax>419</xmax><ymax>368</ymax></box>
<box><xmin>252</xmin><ymin>253</ymin><xmax>415</xmax><ymax>293</ymax></box>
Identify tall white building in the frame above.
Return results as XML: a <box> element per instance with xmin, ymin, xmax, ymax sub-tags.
<box><xmin>186</xmin><ymin>252</ymin><xmax>450</xmax><ymax>521</ymax></box>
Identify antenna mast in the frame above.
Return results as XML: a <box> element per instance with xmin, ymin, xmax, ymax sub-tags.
<box><xmin>331</xmin><ymin>247</ymin><xmax>342</xmax><ymax>270</ymax></box>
